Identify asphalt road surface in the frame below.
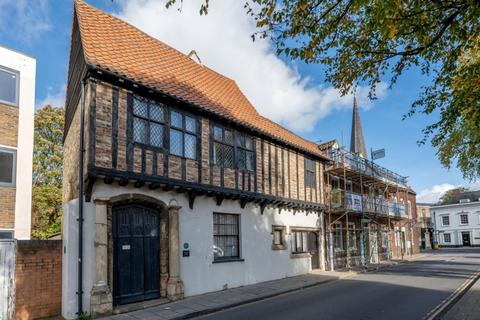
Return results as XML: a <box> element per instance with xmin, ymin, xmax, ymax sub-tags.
<box><xmin>195</xmin><ymin>248</ymin><xmax>480</xmax><ymax>320</ymax></box>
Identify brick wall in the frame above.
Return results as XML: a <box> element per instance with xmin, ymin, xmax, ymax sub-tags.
<box><xmin>85</xmin><ymin>80</ymin><xmax>326</xmax><ymax>205</ymax></box>
<box><xmin>0</xmin><ymin>187</ymin><xmax>16</xmax><ymax>228</ymax></box>
<box><xmin>0</xmin><ymin>102</ymin><xmax>19</xmax><ymax>230</ymax></box>
<box><xmin>15</xmin><ymin>240</ymin><xmax>62</xmax><ymax>320</ymax></box>
<box><xmin>0</xmin><ymin>103</ymin><xmax>19</xmax><ymax>147</ymax></box>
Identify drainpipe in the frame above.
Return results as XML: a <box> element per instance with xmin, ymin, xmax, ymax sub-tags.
<box><xmin>78</xmin><ymin>79</ymin><xmax>86</xmax><ymax>315</ymax></box>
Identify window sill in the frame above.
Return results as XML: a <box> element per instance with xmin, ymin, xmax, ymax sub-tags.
<box><xmin>212</xmin><ymin>258</ymin><xmax>245</xmax><ymax>264</ymax></box>
<box><xmin>271</xmin><ymin>244</ymin><xmax>286</xmax><ymax>251</ymax></box>
<box><xmin>290</xmin><ymin>252</ymin><xmax>311</xmax><ymax>259</ymax></box>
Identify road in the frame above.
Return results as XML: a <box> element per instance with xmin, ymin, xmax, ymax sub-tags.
<box><xmin>195</xmin><ymin>248</ymin><xmax>480</xmax><ymax>320</ymax></box>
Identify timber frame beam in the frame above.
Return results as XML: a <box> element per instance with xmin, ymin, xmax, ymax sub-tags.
<box><xmin>87</xmin><ymin>166</ymin><xmax>325</xmax><ymax>213</ymax></box>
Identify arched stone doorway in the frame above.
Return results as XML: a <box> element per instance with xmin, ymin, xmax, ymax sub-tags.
<box><xmin>91</xmin><ymin>194</ymin><xmax>183</xmax><ymax>317</ymax></box>
<box><xmin>112</xmin><ymin>202</ymin><xmax>161</xmax><ymax>305</ymax></box>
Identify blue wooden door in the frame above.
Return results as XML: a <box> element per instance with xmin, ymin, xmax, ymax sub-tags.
<box><xmin>113</xmin><ymin>204</ymin><xmax>160</xmax><ymax>305</ymax></box>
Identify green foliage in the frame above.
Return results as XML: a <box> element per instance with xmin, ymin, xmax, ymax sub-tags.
<box><xmin>76</xmin><ymin>312</ymin><xmax>92</xmax><ymax>320</ymax></box>
<box><xmin>31</xmin><ymin>105</ymin><xmax>64</xmax><ymax>240</ymax></box>
<box><xmin>166</xmin><ymin>0</ymin><xmax>480</xmax><ymax>179</ymax></box>
<box><xmin>438</xmin><ymin>187</ymin><xmax>469</xmax><ymax>205</ymax></box>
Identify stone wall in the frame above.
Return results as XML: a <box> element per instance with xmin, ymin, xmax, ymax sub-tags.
<box><xmin>15</xmin><ymin>240</ymin><xmax>62</xmax><ymax>320</ymax></box>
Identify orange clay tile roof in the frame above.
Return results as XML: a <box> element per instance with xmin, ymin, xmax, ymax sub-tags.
<box><xmin>74</xmin><ymin>0</ymin><xmax>329</xmax><ymax>160</ymax></box>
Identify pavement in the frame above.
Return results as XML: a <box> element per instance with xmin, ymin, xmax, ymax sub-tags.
<box><xmin>104</xmin><ymin>249</ymin><xmax>479</xmax><ymax>320</ymax></box>
<box><xmin>442</xmin><ymin>269</ymin><xmax>480</xmax><ymax>320</ymax></box>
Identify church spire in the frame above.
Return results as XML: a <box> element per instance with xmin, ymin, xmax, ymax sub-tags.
<box><xmin>350</xmin><ymin>95</ymin><xmax>367</xmax><ymax>158</ymax></box>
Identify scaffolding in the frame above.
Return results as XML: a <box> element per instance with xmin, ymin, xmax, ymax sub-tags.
<box><xmin>324</xmin><ymin>147</ymin><xmax>413</xmax><ymax>271</ymax></box>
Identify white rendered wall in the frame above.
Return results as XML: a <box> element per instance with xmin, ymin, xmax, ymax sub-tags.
<box><xmin>62</xmin><ymin>198</ymin><xmax>96</xmax><ymax>319</ymax></box>
<box><xmin>433</xmin><ymin>202</ymin><xmax>480</xmax><ymax>246</ymax></box>
<box><xmin>87</xmin><ymin>183</ymin><xmax>323</xmax><ymax>298</ymax></box>
<box><xmin>0</xmin><ymin>45</ymin><xmax>36</xmax><ymax>239</ymax></box>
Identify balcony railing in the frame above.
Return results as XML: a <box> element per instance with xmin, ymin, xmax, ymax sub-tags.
<box><xmin>330</xmin><ymin>190</ymin><xmax>407</xmax><ymax>218</ymax></box>
<box><xmin>327</xmin><ymin>148</ymin><xmax>408</xmax><ymax>186</ymax></box>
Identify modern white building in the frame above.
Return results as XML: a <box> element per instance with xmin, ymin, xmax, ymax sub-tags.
<box><xmin>0</xmin><ymin>45</ymin><xmax>36</xmax><ymax>240</ymax></box>
<box><xmin>432</xmin><ymin>191</ymin><xmax>480</xmax><ymax>247</ymax></box>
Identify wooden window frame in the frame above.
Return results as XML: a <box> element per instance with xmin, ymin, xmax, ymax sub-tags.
<box><xmin>304</xmin><ymin>158</ymin><xmax>316</xmax><ymax>188</ymax></box>
<box><xmin>211</xmin><ymin>124</ymin><xmax>235</xmax><ymax>168</ymax></box>
<box><xmin>460</xmin><ymin>213</ymin><xmax>469</xmax><ymax>225</ymax></box>
<box><xmin>132</xmin><ymin>96</ymin><xmax>167</xmax><ymax>150</ymax></box>
<box><xmin>332</xmin><ymin>222</ymin><xmax>343</xmax><ymax>251</ymax></box>
<box><xmin>290</xmin><ymin>229</ymin><xmax>309</xmax><ymax>254</ymax></box>
<box><xmin>443</xmin><ymin>233</ymin><xmax>451</xmax><ymax>243</ymax></box>
<box><xmin>271</xmin><ymin>225</ymin><xmax>286</xmax><ymax>250</ymax></box>
<box><xmin>347</xmin><ymin>222</ymin><xmax>356</xmax><ymax>251</ymax></box>
<box><xmin>236</xmin><ymin>133</ymin><xmax>255</xmax><ymax>172</ymax></box>
<box><xmin>441</xmin><ymin>215</ymin><xmax>450</xmax><ymax>227</ymax></box>
<box><xmin>169</xmin><ymin>109</ymin><xmax>200</xmax><ymax>160</ymax></box>
<box><xmin>131</xmin><ymin>95</ymin><xmax>200</xmax><ymax>159</ymax></box>
<box><xmin>213</xmin><ymin>212</ymin><xmax>242</xmax><ymax>262</ymax></box>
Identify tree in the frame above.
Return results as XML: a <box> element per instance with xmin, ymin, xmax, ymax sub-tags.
<box><xmin>166</xmin><ymin>0</ymin><xmax>480</xmax><ymax>179</ymax></box>
<box><xmin>31</xmin><ymin>105</ymin><xmax>64</xmax><ymax>239</ymax></box>
<box><xmin>438</xmin><ymin>187</ymin><xmax>469</xmax><ymax>205</ymax></box>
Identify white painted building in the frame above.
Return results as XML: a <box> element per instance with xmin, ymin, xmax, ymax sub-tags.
<box><xmin>0</xmin><ymin>45</ymin><xmax>36</xmax><ymax>240</ymax></box>
<box><xmin>62</xmin><ymin>184</ymin><xmax>324</xmax><ymax>318</ymax></box>
<box><xmin>432</xmin><ymin>192</ymin><xmax>480</xmax><ymax>247</ymax></box>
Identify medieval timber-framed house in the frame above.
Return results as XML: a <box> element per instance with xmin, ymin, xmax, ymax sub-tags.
<box><xmin>62</xmin><ymin>1</ymin><xmax>329</xmax><ymax>318</ymax></box>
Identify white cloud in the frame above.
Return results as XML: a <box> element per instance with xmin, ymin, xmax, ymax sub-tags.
<box><xmin>0</xmin><ymin>0</ymin><xmax>51</xmax><ymax>43</ymax></box>
<box><xmin>116</xmin><ymin>0</ymin><xmax>387</xmax><ymax>132</ymax></box>
<box><xmin>417</xmin><ymin>184</ymin><xmax>456</xmax><ymax>204</ymax></box>
<box><xmin>417</xmin><ymin>181</ymin><xmax>480</xmax><ymax>204</ymax></box>
<box><xmin>36</xmin><ymin>84</ymin><xmax>66</xmax><ymax>109</ymax></box>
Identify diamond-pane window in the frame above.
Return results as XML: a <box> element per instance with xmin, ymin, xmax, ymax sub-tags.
<box><xmin>171</xmin><ymin>111</ymin><xmax>182</xmax><ymax>128</ymax></box>
<box><xmin>133</xmin><ymin>118</ymin><xmax>148</xmax><ymax>144</ymax></box>
<box><xmin>150</xmin><ymin>103</ymin><xmax>164</xmax><ymax>122</ymax></box>
<box><xmin>236</xmin><ymin>135</ymin><xmax>245</xmax><ymax>148</ymax></box>
<box><xmin>214</xmin><ymin>126</ymin><xmax>223</xmax><ymax>141</ymax></box>
<box><xmin>236</xmin><ymin>132</ymin><xmax>255</xmax><ymax>171</ymax></box>
<box><xmin>133</xmin><ymin>98</ymin><xmax>148</xmax><ymax>118</ymax></box>
<box><xmin>213</xmin><ymin>142</ymin><xmax>234</xmax><ymax>168</ymax></box>
<box><xmin>245</xmin><ymin>137</ymin><xmax>253</xmax><ymax>150</ymax></box>
<box><xmin>170</xmin><ymin>129</ymin><xmax>183</xmax><ymax>156</ymax></box>
<box><xmin>237</xmin><ymin>150</ymin><xmax>246</xmax><ymax>169</ymax></box>
<box><xmin>223</xmin><ymin>144</ymin><xmax>234</xmax><ymax>167</ymax></box>
<box><xmin>150</xmin><ymin>123</ymin><xmax>164</xmax><ymax>147</ymax></box>
<box><xmin>185</xmin><ymin>116</ymin><xmax>197</xmax><ymax>133</ymax></box>
<box><xmin>246</xmin><ymin>151</ymin><xmax>255</xmax><ymax>171</ymax></box>
<box><xmin>224</xmin><ymin>130</ymin><xmax>234</xmax><ymax>144</ymax></box>
<box><xmin>132</xmin><ymin>95</ymin><xmax>167</xmax><ymax>148</ymax></box>
<box><xmin>185</xmin><ymin>134</ymin><xmax>196</xmax><ymax>159</ymax></box>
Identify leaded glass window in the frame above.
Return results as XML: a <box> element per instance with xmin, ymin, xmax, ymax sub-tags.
<box><xmin>212</xmin><ymin>126</ymin><xmax>234</xmax><ymax>168</ymax></box>
<box><xmin>169</xmin><ymin>111</ymin><xmax>198</xmax><ymax>159</ymax></box>
<box><xmin>213</xmin><ymin>213</ymin><xmax>240</xmax><ymax>260</ymax></box>
<box><xmin>132</xmin><ymin>96</ymin><xmax>165</xmax><ymax>148</ymax></box>
<box><xmin>305</xmin><ymin>158</ymin><xmax>316</xmax><ymax>188</ymax></box>
<box><xmin>236</xmin><ymin>134</ymin><xmax>255</xmax><ymax>171</ymax></box>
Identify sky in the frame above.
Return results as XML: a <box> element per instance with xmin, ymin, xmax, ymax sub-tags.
<box><xmin>0</xmin><ymin>0</ymin><xmax>478</xmax><ymax>203</ymax></box>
